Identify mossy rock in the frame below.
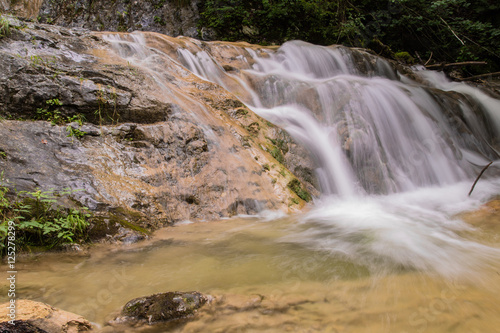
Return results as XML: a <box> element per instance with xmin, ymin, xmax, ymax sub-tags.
<box><xmin>88</xmin><ymin>207</ymin><xmax>151</xmax><ymax>242</ymax></box>
<box><xmin>119</xmin><ymin>291</ymin><xmax>210</xmax><ymax>324</ymax></box>
<box><xmin>394</xmin><ymin>51</ymin><xmax>416</xmax><ymax>64</ymax></box>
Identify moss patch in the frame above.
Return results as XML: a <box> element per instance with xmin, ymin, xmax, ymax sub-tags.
<box><xmin>287</xmin><ymin>178</ymin><xmax>312</xmax><ymax>202</ymax></box>
<box><xmin>88</xmin><ymin>207</ymin><xmax>150</xmax><ymax>241</ymax></box>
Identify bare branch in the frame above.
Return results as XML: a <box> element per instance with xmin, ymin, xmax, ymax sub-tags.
<box><xmin>469</xmin><ymin>162</ymin><xmax>493</xmax><ymax>196</ymax></box>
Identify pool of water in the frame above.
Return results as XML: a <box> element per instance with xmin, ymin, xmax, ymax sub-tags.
<box><xmin>2</xmin><ymin>182</ymin><xmax>500</xmax><ymax>332</ymax></box>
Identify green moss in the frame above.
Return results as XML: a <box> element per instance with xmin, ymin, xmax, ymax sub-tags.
<box><xmin>116</xmin><ymin>219</ymin><xmax>150</xmax><ymax>234</ymax></box>
<box><xmin>88</xmin><ymin>207</ymin><xmax>150</xmax><ymax>241</ymax></box>
<box><xmin>265</xmin><ymin>137</ymin><xmax>288</xmax><ymax>164</ymax></box>
<box><xmin>287</xmin><ymin>178</ymin><xmax>312</xmax><ymax>202</ymax></box>
<box><xmin>268</xmin><ymin>145</ymin><xmax>284</xmax><ymax>163</ymax></box>
<box><xmin>394</xmin><ymin>51</ymin><xmax>416</xmax><ymax>64</ymax></box>
<box><xmin>108</xmin><ymin>207</ymin><xmax>150</xmax><ymax>235</ymax></box>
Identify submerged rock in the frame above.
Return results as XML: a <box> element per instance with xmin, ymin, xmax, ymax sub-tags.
<box><xmin>0</xmin><ymin>321</ymin><xmax>48</xmax><ymax>333</ymax></box>
<box><xmin>113</xmin><ymin>291</ymin><xmax>211</xmax><ymax>325</ymax></box>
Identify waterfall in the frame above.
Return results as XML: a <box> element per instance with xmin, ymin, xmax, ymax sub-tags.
<box><xmin>175</xmin><ymin>40</ymin><xmax>499</xmax><ymax>197</ymax></box>
<box><xmin>102</xmin><ymin>32</ymin><xmax>500</xmax><ymax>278</ymax></box>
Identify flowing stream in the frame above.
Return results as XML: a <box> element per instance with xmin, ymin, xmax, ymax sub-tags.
<box><xmin>2</xmin><ymin>33</ymin><xmax>500</xmax><ymax>332</ymax></box>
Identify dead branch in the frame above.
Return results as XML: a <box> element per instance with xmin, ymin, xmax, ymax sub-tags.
<box><xmin>425</xmin><ymin>61</ymin><xmax>488</xmax><ymax>69</ymax></box>
<box><xmin>468</xmin><ymin>161</ymin><xmax>493</xmax><ymax>196</ymax></box>
<box><xmin>439</xmin><ymin>16</ymin><xmax>465</xmax><ymax>45</ymax></box>
<box><xmin>458</xmin><ymin>71</ymin><xmax>500</xmax><ymax>81</ymax></box>
<box><xmin>424</xmin><ymin>52</ymin><xmax>433</xmax><ymax>66</ymax></box>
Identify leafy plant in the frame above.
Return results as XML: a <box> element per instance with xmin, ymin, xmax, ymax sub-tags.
<box><xmin>0</xmin><ymin>176</ymin><xmax>91</xmax><ymax>255</ymax></box>
<box><xmin>35</xmin><ymin>99</ymin><xmax>87</xmax><ymax>138</ymax></box>
<box><xmin>66</xmin><ymin>125</ymin><xmax>86</xmax><ymax>139</ymax></box>
<box><xmin>66</xmin><ymin>114</ymin><xmax>87</xmax><ymax>139</ymax></box>
<box><xmin>36</xmin><ymin>98</ymin><xmax>64</xmax><ymax>125</ymax></box>
<box><xmin>154</xmin><ymin>15</ymin><xmax>166</xmax><ymax>25</ymax></box>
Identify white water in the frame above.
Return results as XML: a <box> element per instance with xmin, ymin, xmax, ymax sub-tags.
<box><xmin>103</xmin><ymin>34</ymin><xmax>500</xmax><ymax>278</ymax></box>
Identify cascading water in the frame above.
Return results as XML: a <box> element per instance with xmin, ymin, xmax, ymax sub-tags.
<box><xmin>177</xmin><ymin>40</ymin><xmax>499</xmax><ymax>196</ymax></box>
<box><xmin>103</xmin><ymin>33</ymin><xmax>500</xmax><ymax>278</ymax></box>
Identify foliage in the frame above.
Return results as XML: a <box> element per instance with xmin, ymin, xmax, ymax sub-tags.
<box><xmin>36</xmin><ymin>98</ymin><xmax>64</xmax><ymax>125</ymax></box>
<box><xmin>154</xmin><ymin>15</ymin><xmax>166</xmax><ymax>25</ymax></box>
<box><xmin>199</xmin><ymin>0</ymin><xmax>500</xmax><ymax>74</ymax></box>
<box><xmin>35</xmin><ymin>99</ymin><xmax>87</xmax><ymax>138</ymax></box>
<box><xmin>66</xmin><ymin>125</ymin><xmax>86</xmax><ymax>139</ymax></box>
<box><xmin>199</xmin><ymin>0</ymin><xmax>340</xmax><ymax>45</ymax></box>
<box><xmin>0</xmin><ymin>173</ymin><xmax>91</xmax><ymax>255</ymax></box>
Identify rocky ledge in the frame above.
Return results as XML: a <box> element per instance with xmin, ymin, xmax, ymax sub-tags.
<box><xmin>0</xmin><ymin>15</ymin><xmax>318</xmax><ymax>240</ymax></box>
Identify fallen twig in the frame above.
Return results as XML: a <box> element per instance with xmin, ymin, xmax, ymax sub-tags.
<box><xmin>468</xmin><ymin>161</ymin><xmax>493</xmax><ymax>196</ymax></box>
<box><xmin>458</xmin><ymin>71</ymin><xmax>500</xmax><ymax>81</ymax></box>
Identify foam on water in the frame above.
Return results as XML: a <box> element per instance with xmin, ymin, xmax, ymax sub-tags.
<box><xmin>288</xmin><ymin>179</ymin><xmax>500</xmax><ymax>278</ymax></box>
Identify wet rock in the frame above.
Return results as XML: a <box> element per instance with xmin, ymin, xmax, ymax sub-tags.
<box><xmin>114</xmin><ymin>291</ymin><xmax>211</xmax><ymax>325</ymax></box>
<box><xmin>0</xmin><ymin>321</ymin><xmax>48</xmax><ymax>333</ymax></box>
<box><xmin>0</xmin><ymin>300</ymin><xmax>92</xmax><ymax>332</ymax></box>
<box><xmin>112</xmin><ymin>226</ymin><xmax>147</xmax><ymax>244</ymax></box>
<box><xmin>0</xmin><ymin>21</ymin><xmax>316</xmax><ymax>242</ymax></box>
<box><xmin>0</xmin><ymin>19</ymin><xmax>170</xmax><ymax>124</ymax></box>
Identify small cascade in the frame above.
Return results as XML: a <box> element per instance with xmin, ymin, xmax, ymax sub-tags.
<box><xmin>174</xmin><ymin>40</ymin><xmax>499</xmax><ymax>196</ymax></box>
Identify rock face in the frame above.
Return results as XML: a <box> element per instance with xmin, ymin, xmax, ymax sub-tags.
<box><xmin>0</xmin><ymin>300</ymin><xmax>92</xmax><ymax>332</ymax></box>
<box><xmin>0</xmin><ymin>16</ymin><xmax>315</xmax><ymax>234</ymax></box>
<box><xmin>114</xmin><ymin>291</ymin><xmax>210</xmax><ymax>325</ymax></box>
<box><xmin>0</xmin><ymin>0</ymin><xmax>42</xmax><ymax>19</ymax></box>
<box><xmin>1</xmin><ymin>0</ymin><xmax>205</xmax><ymax>39</ymax></box>
<box><xmin>38</xmin><ymin>0</ymin><xmax>203</xmax><ymax>39</ymax></box>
